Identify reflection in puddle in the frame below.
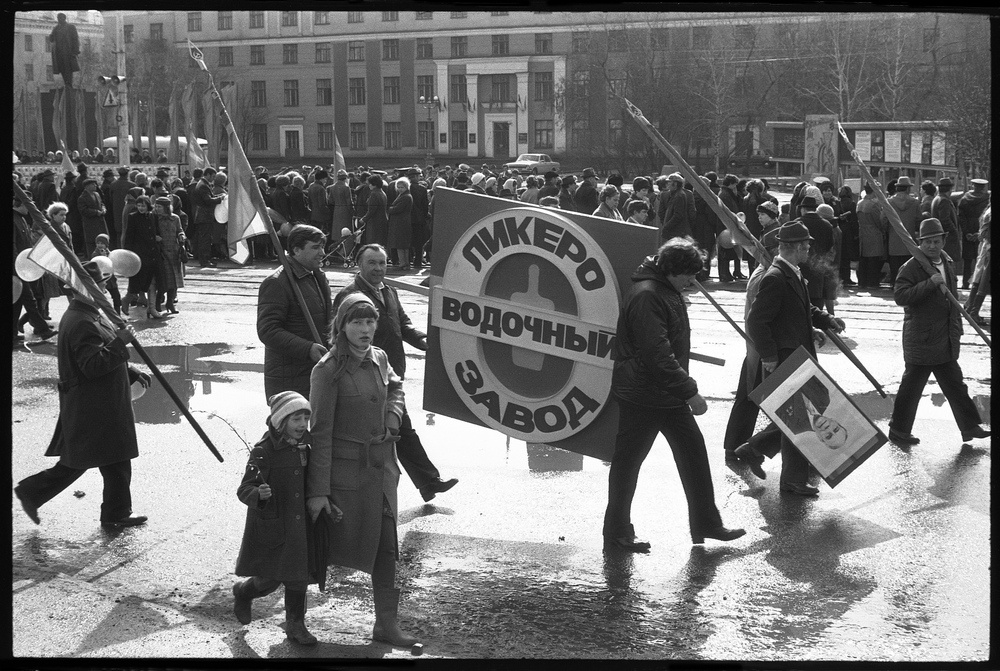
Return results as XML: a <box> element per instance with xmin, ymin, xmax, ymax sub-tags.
<box><xmin>527</xmin><ymin>443</ymin><xmax>584</xmax><ymax>473</ymax></box>
<box><xmin>851</xmin><ymin>390</ymin><xmax>990</xmax><ymax>425</ymax></box>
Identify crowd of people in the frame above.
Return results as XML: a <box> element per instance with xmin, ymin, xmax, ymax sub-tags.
<box><xmin>14</xmin><ymin>146</ymin><xmax>176</xmax><ymax>165</ymax></box>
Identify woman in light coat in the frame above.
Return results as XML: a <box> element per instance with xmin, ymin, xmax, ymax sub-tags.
<box><xmin>306</xmin><ymin>293</ymin><xmax>420</xmax><ymax>649</ymax></box>
<box><xmin>152</xmin><ymin>197</ymin><xmax>186</xmax><ymax>314</ymax></box>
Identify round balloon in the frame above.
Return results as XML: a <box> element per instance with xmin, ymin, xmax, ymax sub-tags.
<box><xmin>109</xmin><ymin>249</ymin><xmax>142</xmax><ymax>277</ymax></box>
<box><xmin>130</xmin><ymin>380</ymin><xmax>147</xmax><ymax>402</ymax></box>
<box><xmin>13</xmin><ymin>275</ymin><xmax>23</xmax><ymax>303</ymax></box>
<box><xmin>15</xmin><ymin>248</ymin><xmax>45</xmax><ymax>282</ymax></box>
<box><xmin>718</xmin><ymin>230</ymin><xmax>736</xmax><ymax>249</ymax></box>
<box><xmin>215</xmin><ymin>195</ymin><xmax>229</xmax><ymax>223</ymax></box>
<box><xmin>341</xmin><ymin>227</ymin><xmax>352</xmax><ymax>238</ymax></box>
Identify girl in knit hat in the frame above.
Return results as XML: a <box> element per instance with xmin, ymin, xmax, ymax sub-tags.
<box><xmin>233</xmin><ymin>390</ymin><xmax>328</xmax><ymax>645</ymax></box>
<box><xmin>306</xmin><ymin>293</ymin><xmax>420</xmax><ymax>649</ymax></box>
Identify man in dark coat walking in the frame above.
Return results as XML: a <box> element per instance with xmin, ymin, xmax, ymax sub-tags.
<box><xmin>573</xmin><ymin>167</ymin><xmax>600</xmax><ymax>215</ymax></box>
<box><xmin>887</xmin><ymin>218</ymin><xmax>990</xmax><ymax>446</ymax></box>
<box><xmin>334</xmin><ymin>243</ymin><xmax>458</xmax><ymax>502</ymax></box>
<box><xmin>49</xmin><ymin>13</ymin><xmax>80</xmax><ymax>88</ymax></box>
<box><xmin>192</xmin><ymin>167</ymin><xmax>224</xmax><ymax>267</ymax></box>
<box><xmin>15</xmin><ymin>258</ymin><xmax>151</xmax><ymax>527</ymax></box>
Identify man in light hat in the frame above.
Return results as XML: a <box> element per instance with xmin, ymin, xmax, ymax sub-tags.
<box><xmin>931</xmin><ymin>177</ymin><xmax>961</xmax><ymax>266</ymax></box>
<box><xmin>887</xmin><ymin>218</ymin><xmax>990</xmax><ymax>446</ymax></box>
<box><xmin>469</xmin><ymin>172</ymin><xmax>487</xmax><ymax>194</ymax></box>
<box><xmin>735</xmin><ymin>221</ymin><xmax>845</xmax><ymax>495</ymax></box>
<box><xmin>573</xmin><ymin>167</ymin><xmax>600</xmax><ymax>215</ymax></box>
<box><xmin>957</xmin><ymin>178</ymin><xmax>990</xmax><ymax>289</ymax></box>
<box><xmin>15</xmin><ymin>256</ymin><xmax>153</xmax><ymax>528</ymax></box>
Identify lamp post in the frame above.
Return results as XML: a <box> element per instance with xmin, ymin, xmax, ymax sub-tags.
<box><xmin>418</xmin><ymin>94</ymin><xmax>439</xmax><ymax>165</ymax></box>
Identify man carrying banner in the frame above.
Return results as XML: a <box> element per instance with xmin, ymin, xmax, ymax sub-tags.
<box><xmin>736</xmin><ymin>222</ymin><xmax>845</xmax><ymax>496</ymax></box>
<box><xmin>887</xmin><ymin>218</ymin><xmax>990</xmax><ymax>446</ymax></box>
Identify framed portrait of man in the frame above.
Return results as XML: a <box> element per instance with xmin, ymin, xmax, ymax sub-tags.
<box><xmin>749</xmin><ymin>347</ymin><xmax>887</xmax><ymax>487</ymax></box>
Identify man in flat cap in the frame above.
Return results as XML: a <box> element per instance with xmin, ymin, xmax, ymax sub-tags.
<box><xmin>574</xmin><ymin>167</ymin><xmax>600</xmax><ymax>215</ymax></box>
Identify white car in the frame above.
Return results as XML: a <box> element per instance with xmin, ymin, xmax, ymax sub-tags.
<box><xmin>503</xmin><ymin>154</ymin><xmax>560</xmax><ymax>174</ymax></box>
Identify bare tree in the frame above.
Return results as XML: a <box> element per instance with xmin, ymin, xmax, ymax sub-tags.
<box><xmin>870</xmin><ymin>18</ymin><xmax>918</xmax><ymax>122</ymax></box>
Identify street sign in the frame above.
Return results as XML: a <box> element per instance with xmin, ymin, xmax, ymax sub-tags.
<box><xmin>103</xmin><ymin>90</ymin><xmax>121</xmax><ymax>108</ymax></box>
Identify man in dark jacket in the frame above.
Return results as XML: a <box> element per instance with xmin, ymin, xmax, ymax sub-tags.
<box><xmin>658</xmin><ymin>172</ymin><xmax>696</xmax><ymax>241</ymax></box>
<box><xmin>887</xmin><ymin>218</ymin><xmax>989</xmax><ymax>446</ymax></box>
<box><xmin>15</xmin><ymin>258</ymin><xmax>151</xmax><ymax>527</ymax></box>
<box><xmin>31</xmin><ymin>169</ymin><xmax>59</xmax><ymax>212</ymax></box>
<box><xmin>931</xmin><ymin>177</ymin><xmax>961</xmax><ymax>267</ymax></box>
<box><xmin>736</xmin><ymin>222</ymin><xmax>844</xmax><ymax>495</ymax></box>
<box><xmin>573</xmin><ymin>167</ymin><xmax>600</xmax><ymax>215</ymax></box>
<box><xmin>408</xmin><ymin>169</ymin><xmax>430</xmax><ymax>267</ymax></box>
<box><xmin>603</xmin><ymin>238</ymin><xmax>744</xmax><ymax>552</ymax></box>
<box><xmin>334</xmin><ymin>243</ymin><xmax>458</xmax><ymax>502</ymax></box>
<box><xmin>192</xmin><ymin>167</ymin><xmax>224</xmax><ymax>267</ymax></box>
<box><xmin>537</xmin><ymin>170</ymin><xmax>561</xmax><ymax>200</ymax></box>
<box><xmin>795</xmin><ymin>195</ymin><xmax>835</xmax><ymax>310</ymax></box>
<box><xmin>110</xmin><ymin>166</ymin><xmax>135</xmax><ymax>247</ymax></box>
<box><xmin>257</xmin><ymin>225</ymin><xmax>331</xmax><ymax>399</ymax></box>
<box><xmin>956</xmin><ymin>178</ymin><xmax>990</xmax><ymax>288</ymax></box>
<box><xmin>717</xmin><ymin>174</ymin><xmax>744</xmax><ymax>281</ymax></box>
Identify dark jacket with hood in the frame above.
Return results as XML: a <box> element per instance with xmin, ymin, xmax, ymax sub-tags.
<box><xmin>611</xmin><ymin>257</ymin><xmax>698</xmax><ymax>408</ymax></box>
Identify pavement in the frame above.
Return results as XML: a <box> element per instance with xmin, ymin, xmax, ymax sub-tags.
<box><xmin>10</xmin><ymin>258</ymin><xmax>992</xmax><ymax>662</ymax></box>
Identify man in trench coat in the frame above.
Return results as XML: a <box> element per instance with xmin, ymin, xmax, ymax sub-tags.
<box><xmin>15</xmin><ymin>258</ymin><xmax>151</xmax><ymax>528</ymax></box>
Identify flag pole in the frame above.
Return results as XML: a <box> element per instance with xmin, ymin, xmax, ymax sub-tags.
<box><xmin>188</xmin><ymin>40</ymin><xmax>324</xmax><ymax>346</ymax></box>
<box><xmin>836</xmin><ymin>123</ymin><xmax>991</xmax><ymax>349</ymax></box>
<box><xmin>12</xmin><ymin>177</ymin><xmax>224</xmax><ymax>463</ymax></box>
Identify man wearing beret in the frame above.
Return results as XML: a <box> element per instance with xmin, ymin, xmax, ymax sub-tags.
<box><xmin>736</xmin><ymin>221</ymin><xmax>845</xmax><ymax>495</ymax></box>
<box><xmin>573</xmin><ymin>167</ymin><xmax>600</xmax><ymax>215</ymax></box>
<box><xmin>887</xmin><ymin>218</ymin><xmax>990</xmax><ymax>446</ymax></box>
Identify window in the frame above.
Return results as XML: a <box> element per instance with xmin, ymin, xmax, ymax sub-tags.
<box><xmin>318</xmin><ymin>123</ymin><xmax>334</xmax><ymax>151</ymax></box>
<box><xmin>250</xmin><ymin>81</ymin><xmax>267</xmax><ymax>107</ymax></box>
<box><xmin>572</xmin><ymin>70</ymin><xmax>590</xmax><ymax>97</ymax></box>
<box><xmin>692</xmin><ymin>26</ymin><xmax>712</xmax><ymax>47</ymax></box>
<box><xmin>535</xmin><ymin>33</ymin><xmax>552</xmax><ymax>55</ymax></box>
<box><xmin>25</xmin><ymin>34</ymin><xmax>33</xmax><ymax>51</ymax></box>
<box><xmin>314</xmin><ymin>11</ymin><xmax>329</xmax><ymax>25</ymax></box>
<box><xmin>451</xmin><ymin>121</ymin><xmax>468</xmax><ymax>149</ymax></box>
<box><xmin>251</xmin><ymin>124</ymin><xmax>268</xmax><ymax>151</ymax></box>
<box><xmin>608</xmin><ymin>30</ymin><xmax>627</xmax><ymax>52</ymax></box>
<box><xmin>348</xmin><ymin>12</ymin><xmax>363</xmax><ymax>23</ymax></box>
<box><xmin>249</xmin><ymin>11</ymin><xmax>264</xmax><ymax>29</ymax></box>
<box><xmin>281</xmin><ymin>11</ymin><xmax>298</xmax><ymax>27</ymax></box>
<box><xmin>382</xmin><ymin>11</ymin><xmax>398</xmax><ymax>22</ymax></box>
<box><xmin>219</xmin><ymin>46</ymin><xmax>233</xmax><ymax>67</ymax></box>
<box><xmin>149</xmin><ymin>24</ymin><xmax>163</xmax><ymax>41</ymax></box>
<box><xmin>451</xmin><ymin>36</ymin><xmax>467</xmax><ymax>57</ymax></box>
<box><xmin>250</xmin><ymin>45</ymin><xmax>265</xmax><ymax>65</ymax></box>
<box><xmin>349</xmin><ymin>78</ymin><xmax>366</xmax><ymax>105</ymax></box>
<box><xmin>25</xmin><ymin>64</ymin><xmax>34</xmax><ymax>82</ymax></box>
<box><xmin>315</xmin><ymin>43</ymin><xmax>331</xmax><ymax>63</ymax></box>
<box><xmin>46</xmin><ymin>65</ymin><xmax>53</xmax><ymax>81</ymax></box>
<box><xmin>609</xmin><ymin>118</ymin><xmax>624</xmax><ymax>144</ymax></box>
<box><xmin>384</xmin><ymin>122</ymin><xmax>401</xmax><ymax>150</ymax></box>
<box><xmin>418</xmin><ymin>121</ymin><xmax>435</xmax><ymax>150</ymax></box>
<box><xmin>124</xmin><ymin>24</ymin><xmax>134</xmax><ymax>43</ymax></box>
<box><xmin>451</xmin><ymin>11</ymin><xmax>467</xmax><ymax>19</ymax></box>
<box><xmin>450</xmin><ymin>74</ymin><xmax>468</xmax><ymax>103</ymax></box>
<box><xmin>491</xmin><ymin>75</ymin><xmax>512</xmax><ymax>103</ymax></box>
<box><xmin>188</xmin><ymin>12</ymin><xmax>202</xmax><ymax>32</ymax></box>
<box><xmin>650</xmin><ymin>28</ymin><xmax>669</xmax><ymax>50</ymax></box>
<box><xmin>285</xmin><ymin>129</ymin><xmax>300</xmax><ymax>152</ymax></box>
<box><xmin>348</xmin><ymin>41</ymin><xmax>365</xmax><ymax>61</ymax></box>
<box><xmin>923</xmin><ymin>27</ymin><xmax>939</xmax><ymax>52</ymax></box>
<box><xmin>383</xmin><ymin>77</ymin><xmax>400</xmax><ymax>105</ymax></box>
<box><xmin>283</xmin><ymin>80</ymin><xmax>299</xmax><ymax>107</ymax></box>
<box><xmin>382</xmin><ymin>39</ymin><xmax>399</xmax><ymax>61</ymax></box>
<box><xmin>534</xmin><ymin>72</ymin><xmax>553</xmax><ymax>101</ymax></box>
<box><xmin>534</xmin><ymin>120</ymin><xmax>554</xmax><ymax>149</ymax></box>
<box><xmin>608</xmin><ymin>78</ymin><xmax>625</xmax><ymax>99</ymax></box>
<box><xmin>218</xmin><ymin>11</ymin><xmax>232</xmax><ymax>31</ymax></box>
<box><xmin>416</xmin><ymin>38</ymin><xmax>433</xmax><ymax>59</ymax></box>
<box><xmin>416</xmin><ymin>12</ymin><xmax>433</xmax><ymax>20</ymax></box>
<box><xmin>417</xmin><ymin>75</ymin><xmax>435</xmax><ymax>100</ymax></box>
<box><xmin>572</xmin><ymin>32</ymin><xmax>589</xmax><ymax>53</ymax></box>
<box><xmin>350</xmin><ymin>122</ymin><xmax>366</xmax><ymax>150</ymax></box>
<box><xmin>570</xmin><ymin>119</ymin><xmax>589</xmax><ymax>148</ymax></box>
<box><xmin>492</xmin><ymin>35</ymin><xmax>509</xmax><ymax>56</ymax></box>
<box><xmin>283</xmin><ymin>44</ymin><xmax>298</xmax><ymax>65</ymax></box>
<box><xmin>316</xmin><ymin>79</ymin><xmax>332</xmax><ymax>106</ymax></box>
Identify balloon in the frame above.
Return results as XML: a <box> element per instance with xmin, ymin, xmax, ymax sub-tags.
<box><xmin>214</xmin><ymin>195</ymin><xmax>229</xmax><ymax>223</ymax></box>
<box><xmin>109</xmin><ymin>249</ymin><xmax>141</xmax><ymax>278</ymax></box>
<box><xmin>15</xmin><ymin>249</ymin><xmax>46</xmax><ymax>282</ymax></box>
<box><xmin>13</xmin><ymin>275</ymin><xmax>23</xmax><ymax>302</ymax></box>
<box><xmin>130</xmin><ymin>380</ymin><xmax>147</xmax><ymax>402</ymax></box>
<box><xmin>718</xmin><ymin>230</ymin><xmax>736</xmax><ymax>249</ymax></box>
<box><xmin>341</xmin><ymin>227</ymin><xmax>352</xmax><ymax>238</ymax></box>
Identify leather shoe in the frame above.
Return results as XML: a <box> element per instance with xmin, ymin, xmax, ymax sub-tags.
<box><xmin>734</xmin><ymin>442</ymin><xmax>766</xmax><ymax>479</ymax></box>
<box><xmin>604</xmin><ymin>535</ymin><xmax>651</xmax><ymax>552</ymax></box>
<box><xmin>36</xmin><ymin>328</ymin><xmax>58</xmax><ymax>340</ymax></box>
<box><xmin>888</xmin><ymin>428</ymin><xmax>920</xmax><ymax>445</ymax></box>
<box><xmin>961</xmin><ymin>425</ymin><xmax>991</xmax><ymax>442</ymax></box>
<box><xmin>419</xmin><ymin>477</ymin><xmax>458</xmax><ymax>502</ymax></box>
<box><xmin>692</xmin><ymin>526</ymin><xmax>746</xmax><ymax>544</ymax></box>
<box><xmin>101</xmin><ymin>514</ymin><xmax>148</xmax><ymax>528</ymax></box>
<box><xmin>14</xmin><ymin>485</ymin><xmax>40</xmax><ymax>524</ymax></box>
<box><xmin>779</xmin><ymin>481</ymin><xmax>820</xmax><ymax>496</ymax></box>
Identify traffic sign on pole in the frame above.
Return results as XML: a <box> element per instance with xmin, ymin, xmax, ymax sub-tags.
<box><xmin>103</xmin><ymin>89</ymin><xmax>121</xmax><ymax>108</ymax></box>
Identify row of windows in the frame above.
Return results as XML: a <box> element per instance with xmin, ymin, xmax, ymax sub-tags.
<box><xmin>247</xmin><ymin>73</ymin><xmax>555</xmax><ymax>108</ymax></box>
<box><xmin>186</xmin><ymin>10</ymin><xmax>528</xmax><ymax>33</ymax></box>
<box><xmin>23</xmin><ymin>63</ymin><xmax>55</xmax><ymax>82</ymax></box>
<box><xmin>248</xmin><ymin>118</ymin><xmax>555</xmax><ymax>153</ymax></box>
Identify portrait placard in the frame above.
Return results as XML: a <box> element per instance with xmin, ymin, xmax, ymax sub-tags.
<box><xmin>749</xmin><ymin>347</ymin><xmax>887</xmax><ymax>487</ymax></box>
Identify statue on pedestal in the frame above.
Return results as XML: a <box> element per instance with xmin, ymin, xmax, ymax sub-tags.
<box><xmin>49</xmin><ymin>13</ymin><xmax>80</xmax><ymax>89</ymax></box>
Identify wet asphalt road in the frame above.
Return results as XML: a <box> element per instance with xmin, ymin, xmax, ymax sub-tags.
<box><xmin>10</xmin><ymin>260</ymin><xmax>991</xmax><ymax>662</ymax></box>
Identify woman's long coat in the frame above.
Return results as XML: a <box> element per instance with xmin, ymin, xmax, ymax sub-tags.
<box><xmin>306</xmin><ymin>342</ymin><xmax>405</xmax><ymax>574</ymax></box>
<box><xmin>78</xmin><ymin>189</ymin><xmax>108</xmax><ymax>254</ymax></box>
<box><xmin>45</xmin><ymin>300</ymin><xmax>141</xmax><ymax>469</ymax></box>
<box><xmin>387</xmin><ymin>191</ymin><xmax>413</xmax><ymax>249</ymax></box>
<box><xmin>155</xmin><ymin>213</ymin><xmax>185</xmax><ymax>292</ymax></box>
<box><xmin>234</xmin><ymin>425</ymin><xmax>312</xmax><ymax>583</ymax></box>
<box><xmin>362</xmin><ymin>187</ymin><xmax>388</xmax><ymax>247</ymax></box>
<box><xmin>124</xmin><ymin>210</ymin><xmax>162</xmax><ymax>293</ymax></box>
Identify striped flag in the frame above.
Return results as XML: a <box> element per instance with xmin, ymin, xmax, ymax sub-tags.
<box><xmin>333</xmin><ymin>129</ymin><xmax>347</xmax><ymax>175</ymax></box>
<box><xmin>181</xmin><ymin>83</ymin><xmax>208</xmax><ymax>169</ymax></box>
<box><xmin>27</xmin><ymin>232</ymin><xmax>91</xmax><ymax>295</ymax></box>
<box><xmin>224</xmin><ymin>114</ymin><xmax>269</xmax><ymax>264</ymax></box>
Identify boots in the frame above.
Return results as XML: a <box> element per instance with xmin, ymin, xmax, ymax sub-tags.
<box><xmin>964</xmin><ymin>284</ymin><xmax>988</xmax><ymax>325</ymax></box>
<box><xmin>284</xmin><ymin>589</ymin><xmax>318</xmax><ymax>645</ymax></box>
<box><xmin>372</xmin><ymin>587</ymin><xmax>419</xmax><ymax>647</ymax></box>
<box><xmin>232</xmin><ymin>578</ymin><xmax>257</xmax><ymax>625</ymax></box>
